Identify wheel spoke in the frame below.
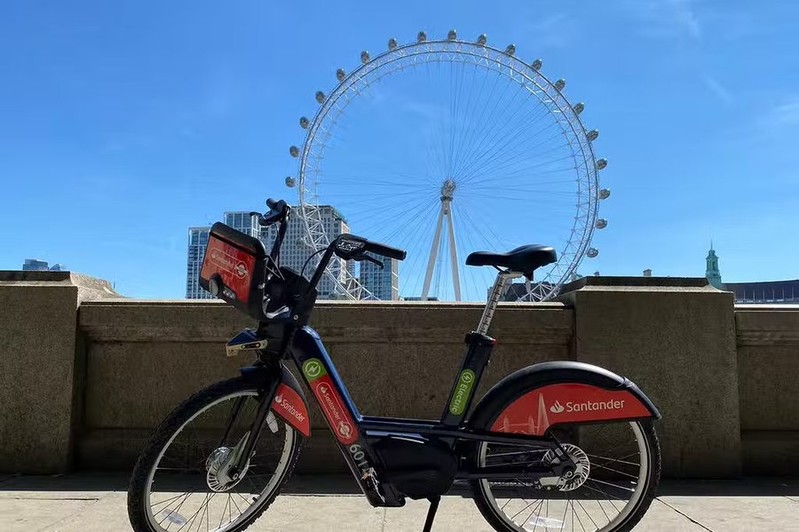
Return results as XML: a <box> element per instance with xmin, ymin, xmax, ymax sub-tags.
<box><xmin>137</xmin><ymin>385</ymin><xmax>297</xmax><ymax>532</ymax></box>
<box><xmin>478</xmin><ymin>421</ymin><xmax>656</xmax><ymax>532</ymax></box>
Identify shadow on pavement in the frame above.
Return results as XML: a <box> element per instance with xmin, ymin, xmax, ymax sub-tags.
<box><xmin>1</xmin><ymin>472</ymin><xmax>797</xmax><ymax>498</ymax></box>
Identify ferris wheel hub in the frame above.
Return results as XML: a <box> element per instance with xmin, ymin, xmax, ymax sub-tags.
<box><xmin>440</xmin><ymin>179</ymin><xmax>456</xmax><ymax>200</ymax></box>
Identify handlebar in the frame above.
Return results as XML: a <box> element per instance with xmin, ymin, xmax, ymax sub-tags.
<box><xmin>257</xmin><ymin>199</ymin><xmax>289</xmax><ymax>227</ymax></box>
<box><xmin>363</xmin><ymin>240</ymin><xmax>407</xmax><ymax>261</ymax></box>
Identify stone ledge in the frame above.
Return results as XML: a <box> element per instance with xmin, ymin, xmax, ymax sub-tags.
<box><xmin>78</xmin><ymin>300</ymin><xmax>573</xmax><ymax>345</ymax></box>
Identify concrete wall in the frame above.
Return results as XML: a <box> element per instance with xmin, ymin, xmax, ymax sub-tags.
<box><xmin>0</xmin><ymin>272</ymin><xmax>118</xmax><ymax>473</ymax></box>
<box><xmin>76</xmin><ymin>299</ymin><xmax>572</xmax><ymax>473</ymax></box>
<box><xmin>735</xmin><ymin>306</ymin><xmax>799</xmax><ymax>475</ymax></box>
<box><xmin>1</xmin><ymin>274</ymin><xmax>798</xmax><ymax>477</ymax></box>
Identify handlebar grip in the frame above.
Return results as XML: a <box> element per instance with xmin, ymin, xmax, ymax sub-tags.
<box><xmin>365</xmin><ymin>240</ymin><xmax>407</xmax><ymax>261</ymax></box>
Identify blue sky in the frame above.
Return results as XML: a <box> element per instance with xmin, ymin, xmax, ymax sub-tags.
<box><xmin>1</xmin><ymin>0</ymin><xmax>798</xmax><ymax>298</ymax></box>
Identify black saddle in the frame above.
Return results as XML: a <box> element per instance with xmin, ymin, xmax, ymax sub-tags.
<box><xmin>466</xmin><ymin>245</ymin><xmax>557</xmax><ymax>277</ymax></box>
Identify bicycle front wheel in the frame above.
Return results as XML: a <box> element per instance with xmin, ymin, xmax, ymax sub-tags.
<box><xmin>128</xmin><ymin>377</ymin><xmax>302</xmax><ymax>532</ymax></box>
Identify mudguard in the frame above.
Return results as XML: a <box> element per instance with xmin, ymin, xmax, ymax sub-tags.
<box><xmin>240</xmin><ymin>363</ymin><xmax>311</xmax><ymax>437</ymax></box>
<box><xmin>469</xmin><ymin>361</ymin><xmax>660</xmax><ymax>436</ymax></box>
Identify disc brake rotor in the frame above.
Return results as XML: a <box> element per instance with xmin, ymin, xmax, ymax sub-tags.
<box><xmin>543</xmin><ymin>443</ymin><xmax>591</xmax><ymax>491</ymax></box>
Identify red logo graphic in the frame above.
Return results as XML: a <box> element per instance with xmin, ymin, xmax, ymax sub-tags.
<box><xmin>311</xmin><ymin>375</ymin><xmax>359</xmax><ymax>445</ymax></box>
<box><xmin>201</xmin><ymin>238</ymin><xmax>255</xmax><ymax>303</ymax></box>
<box><xmin>270</xmin><ymin>384</ymin><xmax>310</xmax><ymax>437</ymax></box>
<box><xmin>491</xmin><ymin>383</ymin><xmax>652</xmax><ymax>436</ymax></box>
<box><xmin>234</xmin><ymin>262</ymin><xmax>248</xmax><ymax>279</ymax></box>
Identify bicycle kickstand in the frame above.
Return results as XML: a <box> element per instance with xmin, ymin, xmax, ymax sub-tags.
<box><xmin>422</xmin><ymin>496</ymin><xmax>441</xmax><ymax>532</ymax></box>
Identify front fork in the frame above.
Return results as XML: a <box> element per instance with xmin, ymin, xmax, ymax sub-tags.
<box><xmin>229</xmin><ymin>377</ymin><xmax>280</xmax><ymax>478</ymax></box>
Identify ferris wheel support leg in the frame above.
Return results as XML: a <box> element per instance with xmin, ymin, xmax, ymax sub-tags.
<box><xmin>421</xmin><ymin>205</ymin><xmax>446</xmax><ymax>301</ymax></box>
<box><xmin>445</xmin><ymin>207</ymin><xmax>461</xmax><ymax>302</ymax></box>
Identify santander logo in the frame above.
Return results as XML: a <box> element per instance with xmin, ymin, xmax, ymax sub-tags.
<box><xmin>548</xmin><ymin>397</ymin><xmax>626</xmax><ymax>414</ymax></box>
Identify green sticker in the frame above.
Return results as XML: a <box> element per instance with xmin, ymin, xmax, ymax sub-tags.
<box><xmin>449</xmin><ymin>369</ymin><xmax>476</xmax><ymax>416</ymax></box>
<box><xmin>302</xmin><ymin>358</ymin><xmax>327</xmax><ymax>382</ymax></box>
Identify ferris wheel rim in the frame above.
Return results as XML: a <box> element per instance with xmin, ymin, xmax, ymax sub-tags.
<box><xmin>294</xmin><ymin>36</ymin><xmax>603</xmax><ymax>301</ymax></box>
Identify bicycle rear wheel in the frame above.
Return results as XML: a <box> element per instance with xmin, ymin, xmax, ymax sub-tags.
<box><xmin>128</xmin><ymin>377</ymin><xmax>302</xmax><ymax>532</ymax></box>
<box><xmin>471</xmin><ymin>419</ymin><xmax>660</xmax><ymax>532</ymax></box>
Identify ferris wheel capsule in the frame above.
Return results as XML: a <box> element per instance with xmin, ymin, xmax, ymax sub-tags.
<box><xmin>417</xmin><ymin>31</ymin><xmax>427</xmax><ymax>43</ymax></box>
<box><xmin>289</xmin><ymin>146</ymin><xmax>299</xmax><ymax>158</ymax></box>
<box><xmin>599</xmin><ymin>188</ymin><xmax>611</xmax><ymax>200</ymax></box>
<box><xmin>587</xmin><ymin>248</ymin><xmax>599</xmax><ymax>258</ymax></box>
<box><xmin>554</xmin><ymin>79</ymin><xmax>566</xmax><ymax>91</ymax></box>
<box><xmin>477</xmin><ymin>33</ymin><xmax>487</xmax><ymax>45</ymax></box>
<box><xmin>595</xmin><ymin>219</ymin><xmax>608</xmax><ymax>229</ymax></box>
<box><xmin>505</xmin><ymin>44</ymin><xmax>516</xmax><ymax>56</ymax></box>
<box><xmin>587</xmin><ymin>129</ymin><xmax>599</xmax><ymax>142</ymax></box>
<box><xmin>532</xmin><ymin>58</ymin><xmax>543</xmax><ymax>71</ymax></box>
<box><xmin>360</xmin><ymin>51</ymin><xmax>370</xmax><ymax>64</ymax></box>
<box><xmin>299</xmin><ymin>116</ymin><xmax>309</xmax><ymax>129</ymax></box>
<box><xmin>447</xmin><ymin>29</ymin><xmax>457</xmax><ymax>41</ymax></box>
<box><xmin>388</xmin><ymin>38</ymin><xmax>398</xmax><ymax>50</ymax></box>
<box><xmin>596</xmin><ymin>158</ymin><xmax>608</xmax><ymax>170</ymax></box>
<box><xmin>285</xmin><ymin>176</ymin><xmax>296</xmax><ymax>188</ymax></box>
<box><xmin>573</xmin><ymin>102</ymin><xmax>585</xmax><ymax>115</ymax></box>
<box><xmin>315</xmin><ymin>91</ymin><xmax>326</xmax><ymax>104</ymax></box>
<box><xmin>336</xmin><ymin>68</ymin><xmax>346</xmax><ymax>82</ymax></box>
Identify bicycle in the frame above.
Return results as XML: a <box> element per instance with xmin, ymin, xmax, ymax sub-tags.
<box><xmin>128</xmin><ymin>199</ymin><xmax>662</xmax><ymax>532</ymax></box>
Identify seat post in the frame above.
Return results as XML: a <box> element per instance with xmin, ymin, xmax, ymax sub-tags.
<box><xmin>476</xmin><ymin>271</ymin><xmax>521</xmax><ymax>335</ymax></box>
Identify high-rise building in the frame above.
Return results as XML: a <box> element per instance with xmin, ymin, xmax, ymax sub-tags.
<box><xmin>224</xmin><ymin>212</ymin><xmax>260</xmax><ymax>238</ymax></box>
<box><xmin>186</xmin><ymin>206</ymin><xmax>353</xmax><ymax>300</ymax></box>
<box><xmin>186</xmin><ymin>227</ymin><xmax>213</xmax><ymax>299</ymax></box>
<box><xmin>22</xmin><ymin>259</ymin><xmax>64</xmax><ymax>271</ymax></box>
<box><xmin>359</xmin><ymin>253</ymin><xmax>399</xmax><ymax>300</ymax></box>
<box><xmin>22</xmin><ymin>259</ymin><xmax>49</xmax><ymax>271</ymax></box>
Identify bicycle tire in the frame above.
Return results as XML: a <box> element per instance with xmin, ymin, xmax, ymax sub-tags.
<box><xmin>468</xmin><ymin>387</ymin><xmax>661</xmax><ymax>532</ymax></box>
<box><xmin>128</xmin><ymin>377</ymin><xmax>303</xmax><ymax>532</ymax></box>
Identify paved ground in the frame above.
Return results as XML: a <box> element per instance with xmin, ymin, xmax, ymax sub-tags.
<box><xmin>0</xmin><ymin>474</ymin><xmax>797</xmax><ymax>531</ymax></box>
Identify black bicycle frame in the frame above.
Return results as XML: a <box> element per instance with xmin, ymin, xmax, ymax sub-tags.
<box><xmin>287</xmin><ymin>324</ymin><xmax>566</xmax><ymax>506</ymax></box>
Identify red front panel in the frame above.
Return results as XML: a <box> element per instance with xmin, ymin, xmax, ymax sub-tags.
<box><xmin>200</xmin><ymin>236</ymin><xmax>256</xmax><ymax>303</ymax></box>
<box><xmin>490</xmin><ymin>383</ymin><xmax>652</xmax><ymax>436</ymax></box>
<box><xmin>310</xmin><ymin>374</ymin><xmax>359</xmax><ymax>445</ymax></box>
<box><xmin>271</xmin><ymin>383</ymin><xmax>310</xmax><ymax>437</ymax></box>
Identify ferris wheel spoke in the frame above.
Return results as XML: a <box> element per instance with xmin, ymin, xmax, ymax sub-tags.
<box><xmin>350</xmin><ymin>197</ymin><xmax>435</xmax><ymax>227</ymax></box>
<box><xmin>321</xmin><ymin>177</ymin><xmax>429</xmax><ymax>190</ymax></box>
<box><xmin>372</xmin><ymin>197</ymin><xmax>440</xmax><ymax>245</ymax></box>
<box><xmin>465</xmin><ymin>185</ymin><xmax>576</xmax><ymax>197</ymax></box>
<box><xmin>455</xmin><ymin>200</ymin><xmax>513</xmax><ymax>251</ymax></box>
<box><xmin>468</xmin><ymin>156</ymin><xmax>579</xmax><ymax>184</ymax></box>
<box><xmin>383</xmin><ymin>197</ymin><xmax>440</xmax><ymax>239</ymax></box>
<box><xmin>449</xmin><ymin>61</ymin><xmax>481</xmax><ymax>178</ymax></box>
<box><xmin>457</xmin><ymin>119</ymin><xmax>565</xmax><ymax>184</ymax></box>
<box><xmin>459</xmin><ymin>135</ymin><xmax>576</xmax><ymax>185</ymax></box>
<box><xmin>446</xmin><ymin>54</ymin><xmax>463</xmax><ymax>177</ymax></box>
<box><xmin>455</xmin><ymin>89</ymin><xmax>550</xmax><ymax>180</ymax></box>
<box><xmin>452</xmin><ymin>73</ymin><xmax>528</xmax><ymax>179</ymax></box>
<box><xmin>450</xmin><ymin>70</ymin><xmax>516</xmax><ymax>176</ymax></box>
<box><xmin>448</xmin><ymin>65</ymin><xmax>505</xmax><ymax>180</ymax></box>
<box><xmin>454</xmin><ymin>87</ymin><xmax>556</xmax><ymax>180</ymax></box>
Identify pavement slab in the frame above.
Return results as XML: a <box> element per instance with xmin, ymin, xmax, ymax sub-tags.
<box><xmin>0</xmin><ymin>474</ymin><xmax>796</xmax><ymax>531</ymax></box>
